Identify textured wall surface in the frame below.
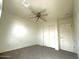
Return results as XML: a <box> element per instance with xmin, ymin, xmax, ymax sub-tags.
<box><xmin>0</xmin><ymin>12</ymin><xmax>38</xmax><ymax>53</ymax></box>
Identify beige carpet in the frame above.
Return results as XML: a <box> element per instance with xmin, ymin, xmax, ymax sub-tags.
<box><xmin>0</xmin><ymin>45</ymin><xmax>78</xmax><ymax>59</ymax></box>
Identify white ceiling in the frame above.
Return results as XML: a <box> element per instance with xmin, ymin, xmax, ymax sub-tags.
<box><xmin>3</xmin><ymin>0</ymin><xmax>73</xmax><ymax>21</ymax></box>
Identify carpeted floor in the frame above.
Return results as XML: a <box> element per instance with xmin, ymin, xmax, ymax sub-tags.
<box><xmin>0</xmin><ymin>45</ymin><xmax>78</xmax><ymax>59</ymax></box>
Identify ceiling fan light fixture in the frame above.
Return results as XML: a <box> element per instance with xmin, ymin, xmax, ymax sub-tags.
<box><xmin>23</xmin><ymin>0</ymin><xmax>30</xmax><ymax>7</ymax></box>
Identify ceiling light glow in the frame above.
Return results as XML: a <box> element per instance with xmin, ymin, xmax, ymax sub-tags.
<box><xmin>23</xmin><ymin>0</ymin><xmax>30</xmax><ymax>7</ymax></box>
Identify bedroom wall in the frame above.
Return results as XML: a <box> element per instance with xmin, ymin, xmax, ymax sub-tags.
<box><xmin>73</xmin><ymin>0</ymin><xmax>79</xmax><ymax>58</ymax></box>
<box><xmin>0</xmin><ymin>12</ymin><xmax>38</xmax><ymax>53</ymax></box>
<box><xmin>0</xmin><ymin>11</ymin><xmax>75</xmax><ymax>53</ymax></box>
<box><xmin>0</xmin><ymin>0</ymin><xmax>2</xmax><ymax>17</ymax></box>
<box><xmin>37</xmin><ymin>17</ymin><xmax>75</xmax><ymax>52</ymax></box>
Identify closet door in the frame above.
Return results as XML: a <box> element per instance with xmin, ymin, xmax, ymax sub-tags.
<box><xmin>43</xmin><ymin>24</ymin><xmax>56</xmax><ymax>49</ymax></box>
<box><xmin>49</xmin><ymin>25</ymin><xmax>56</xmax><ymax>48</ymax></box>
<box><xmin>60</xmin><ymin>24</ymin><xmax>74</xmax><ymax>52</ymax></box>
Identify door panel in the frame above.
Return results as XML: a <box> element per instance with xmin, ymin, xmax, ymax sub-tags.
<box><xmin>49</xmin><ymin>25</ymin><xmax>56</xmax><ymax>48</ymax></box>
<box><xmin>60</xmin><ymin>24</ymin><xmax>74</xmax><ymax>52</ymax></box>
<box><xmin>43</xmin><ymin>25</ymin><xmax>56</xmax><ymax>48</ymax></box>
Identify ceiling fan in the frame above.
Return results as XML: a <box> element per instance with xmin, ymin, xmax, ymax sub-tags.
<box><xmin>23</xmin><ymin>0</ymin><xmax>48</xmax><ymax>22</ymax></box>
<box><xmin>28</xmin><ymin>7</ymin><xmax>48</xmax><ymax>23</ymax></box>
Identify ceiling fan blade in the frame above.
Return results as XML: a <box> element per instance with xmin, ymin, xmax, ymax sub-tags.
<box><xmin>40</xmin><ymin>17</ymin><xmax>47</xmax><ymax>22</ymax></box>
<box><xmin>29</xmin><ymin>17</ymin><xmax>36</xmax><ymax>19</ymax></box>
<box><xmin>42</xmin><ymin>13</ymin><xmax>48</xmax><ymax>16</ymax></box>
<box><xmin>39</xmin><ymin>9</ymin><xmax>46</xmax><ymax>13</ymax></box>
<box><xmin>35</xmin><ymin>17</ymin><xmax>39</xmax><ymax>22</ymax></box>
<box><xmin>28</xmin><ymin>7</ymin><xmax>37</xmax><ymax>15</ymax></box>
<box><xmin>31</xmin><ymin>11</ymin><xmax>37</xmax><ymax>15</ymax></box>
<box><xmin>32</xmin><ymin>17</ymin><xmax>39</xmax><ymax>23</ymax></box>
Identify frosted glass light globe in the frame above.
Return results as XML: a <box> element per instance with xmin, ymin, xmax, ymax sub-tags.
<box><xmin>23</xmin><ymin>0</ymin><xmax>30</xmax><ymax>7</ymax></box>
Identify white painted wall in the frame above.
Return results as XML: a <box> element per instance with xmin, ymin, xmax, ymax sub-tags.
<box><xmin>0</xmin><ymin>0</ymin><xmax>2</xmax><ymax>17</ymax></box>
<box><xmin>74</xmin><ymin>0</ymin><xmax>79</xmax><ymax>58</ymax></box>
<box><xmin>0</xmin><ymin>12</ymin><xmax>38</xmax><ymax>53</ymax></box>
